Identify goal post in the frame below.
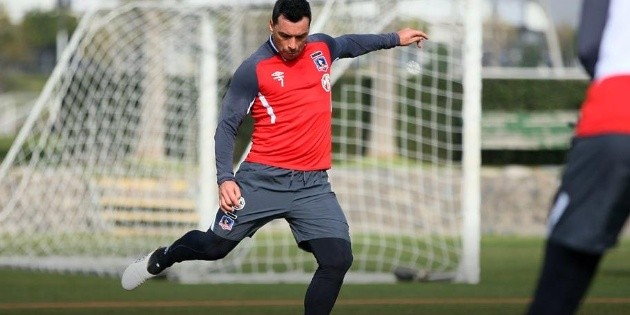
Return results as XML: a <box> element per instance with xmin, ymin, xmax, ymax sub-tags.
<box><xmin>197</xmin><ymin>13</ymin><xmax>218</xmax><ymax>231</ymax></box>
<box><xmin>0</xmin><ymin>0</ymin><xmax>481</xmax><ymax>284</ymax></box>
<box><xmin>459</xmin><ymin>0</ymin><xmax>482</xmax><ymax>284</ymax></box>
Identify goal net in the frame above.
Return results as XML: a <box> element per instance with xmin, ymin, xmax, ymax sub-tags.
<box><xmin>0</xmin><ymin>0</ymin><xmax>481</xmax><ymax>283</ymax></box>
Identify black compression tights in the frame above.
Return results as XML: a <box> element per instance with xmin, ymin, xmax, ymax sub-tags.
<box><xmin>302</xmin><ymin>238</ymin><xmax>353</xmax><ymax>315</ymax></box>
<box><xmin>158</xmin><ymin>229</ymin><xmax>240</xmax><ymax>269</ymax></box>
<box><xmin>526</xmin><ymin>241</ymin><xmax>602</xmax><ymax>315</ymax></box>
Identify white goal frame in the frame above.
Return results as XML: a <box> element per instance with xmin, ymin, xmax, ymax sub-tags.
<box><xmin>0</xmin><ymin>0</ymin><xmax>481</xmax><ymax>284</ymax></box>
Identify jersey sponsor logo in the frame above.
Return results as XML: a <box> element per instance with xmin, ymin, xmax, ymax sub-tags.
<box><xmin>272</xmin><ymin>71</ymin><xmax>285</xmax><ymax>87</ymax></box>
<box><xmin>321</xmin><ymin>73</ymin><xmax>331</xmax><ymax>92</ymax></box>
<box><xmin>218</xmin><ymin>214</ymin><xmax>235</xmax><ymax>231</ymax></box>
<box><xmin>310</xmin><ymin>51</ymin><xmax>328</xmax><ymax>72</ymax></box>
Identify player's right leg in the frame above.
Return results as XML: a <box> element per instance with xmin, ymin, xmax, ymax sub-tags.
<box><xmin>121</xmin><ymin>229</ymin><xmax>239</xmax><ymax>290</ymax></box>
<box><xmin>121</xmin><ymin>161</ymin><xmax>291</xmax><ymax>290</ymax></box>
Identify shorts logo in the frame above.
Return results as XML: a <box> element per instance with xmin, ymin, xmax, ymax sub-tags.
<box><xmin>310</xmin><ymin>51</ymin><xmax>328</xmax><ymax>72</ymax></box>
<box><xmin>218</xmin><ymin>215</ymin><xmax>235</xmax><ymax>231</ymax></box>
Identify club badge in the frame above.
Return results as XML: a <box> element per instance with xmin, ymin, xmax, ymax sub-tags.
<box><xmin>218</xmin><ymin>215</ymin><xmax>235</xmax><ymax>231</ymax></box>
<box><xmin>310</xmin><ymin>51</ymin><xmax>328</xmax><ymax>72</ymax></box>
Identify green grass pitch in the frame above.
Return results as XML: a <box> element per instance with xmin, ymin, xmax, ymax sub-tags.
<box><xmin>1</xmin><ymin>236</ymin><xmax>629</xmax><ymax>315</ymax></box>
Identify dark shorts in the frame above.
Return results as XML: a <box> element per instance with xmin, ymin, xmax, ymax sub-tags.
<box><xmin>548</xmin><ymin>135</ymin><xmax>630</xmax><ymax>254</ymax></box>
<box><xmin>210</xmin><ymin>162</ymin><xmax>350</xmax><ymax>245</ymax></box>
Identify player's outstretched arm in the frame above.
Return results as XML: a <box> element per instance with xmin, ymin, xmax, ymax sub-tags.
<box><xmin>397</xmin><ymin>28</ymin><xmax>429</xmax><ymax>48</ymax></box>
<box><xmin>324</xmin><ymin>28</ymin><xmax>428</xmax><ymax>60</ymax></box>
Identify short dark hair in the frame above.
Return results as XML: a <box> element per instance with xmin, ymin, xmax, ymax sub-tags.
<box><xmin>272</xmin><ymin>0</ymin><xmax>311</xmax><ymax>24</ymax></box>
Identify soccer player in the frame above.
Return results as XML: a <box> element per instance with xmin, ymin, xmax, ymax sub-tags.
<box><xmin>121</xmin><ymin>0</ymin><xmax>428</xmax><ymax>314</ymax></box>
<box><xmin>526</xmin><ymin>0</ymin><xmax>630</xmax><ymax>314</ymax></box>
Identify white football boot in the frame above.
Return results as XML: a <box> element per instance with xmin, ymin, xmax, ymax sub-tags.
<box><xmin>121</xmin><ymin>248</ymin><xmax>163</xmax><ymax>290</ymax></box>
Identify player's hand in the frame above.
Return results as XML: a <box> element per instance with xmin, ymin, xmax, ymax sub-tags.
<box><xmin>397</xmin><ymin>28</ymin><xmax>428</xmax><ymax>48</ymax></box>
<box><xmin>218</xmin><ymin>180</ymin><xmax>241</xmax><ymax>213</ymax></box>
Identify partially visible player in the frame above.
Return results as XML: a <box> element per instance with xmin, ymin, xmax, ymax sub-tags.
<box><xmin>121</xmin><ymin>0</ymin><xmax>428</xmax><ymax>314</ymax></box>
<box><xmin>526</xmin><ymin>0</ymin><xmax>630</xmax><ymax>314</ymax></box>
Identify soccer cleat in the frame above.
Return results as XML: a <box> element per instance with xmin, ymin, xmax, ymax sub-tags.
<box><xmin>121</xmin><ymin>247</ymin><xmax>165</xmax><ymax>290</ymax></box>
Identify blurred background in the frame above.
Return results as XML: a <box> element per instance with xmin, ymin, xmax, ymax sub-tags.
<box><xmin>2</xmin><ymin>3</ymin><xmax>629</xmax><ymax>314</ymax></box>
<box><xmin>0</xmin><ymin>0</ymin><xmax>588</xmax><ymax>236</ymax></box>
<box><xmin>0</xmin><ymin>0</ymin><xmax>586</xmax><ymax>150</ymax></box>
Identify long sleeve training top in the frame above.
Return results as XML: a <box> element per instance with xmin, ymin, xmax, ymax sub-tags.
<box><xmin>214</xmin><ymin>32</ymin><xmax>400</xmax><ymax>184</ymax></box>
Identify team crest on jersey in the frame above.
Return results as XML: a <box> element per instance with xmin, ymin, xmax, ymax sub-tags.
<box><xmin>310</xmin><ymin>51</ymin><xmax>328</xmax><ymax>72</ymax></box>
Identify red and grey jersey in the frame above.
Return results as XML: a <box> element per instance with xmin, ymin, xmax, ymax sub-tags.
<box><xmin>215</xmin><ymin>32</ymin><xmax>400</xmax><ymax>184</ymax></box>
<box><xmin>575</xmin><ymin>0</ymin><xmax>630</xmax><ymax>136</ymax></box>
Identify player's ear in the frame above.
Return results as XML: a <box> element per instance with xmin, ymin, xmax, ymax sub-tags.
<box><xmin>269</xmin><ymin>19</ymin><xmax>274</xmax><ymax>33</ymax></box>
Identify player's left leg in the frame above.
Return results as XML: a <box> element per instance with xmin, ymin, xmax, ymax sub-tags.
<box><xmin>300</xmin><ymin>238</ymin><xmax>353</xmax><ymax>315</ymax></box>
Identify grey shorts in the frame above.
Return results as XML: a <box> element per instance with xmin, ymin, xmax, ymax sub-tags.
<box><xmin>548</xmin><ymin>135</ymin><xmax>630</xmax><ymax>254</ymax></box>
<box><xmin>210</xmin><ymin>162</ymin><xmax>350</xmax><ymax>245</ymax></box>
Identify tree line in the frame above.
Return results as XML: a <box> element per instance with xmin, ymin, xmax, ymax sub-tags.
<box><xmin>0</xmin><ymin>5</ymin><xmax>77</xmax><ymax>92</ymax></box>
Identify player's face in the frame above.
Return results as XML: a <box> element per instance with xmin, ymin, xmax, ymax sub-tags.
<box><xmin>270</xmin><ymin>15</ymin><xmax>309</xmax><ymax>61</ymax></box>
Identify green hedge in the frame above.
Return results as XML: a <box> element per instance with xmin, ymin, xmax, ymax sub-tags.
<box><xmin>0</xmin><ymin>136</ymin><xmax>14</xmax><ymax>162</ymax></box>
<box><xmin>482</xmin><ymin>79</ymin><xmax>588</xmax><ymax>111</ymax></box>
<box><xmin>481</xmin><ymin>79</ymin><xmax>587</xmax><ymax>164</ymax></box>
<box><xmin>332</xmin><ymin>77</ymin><xmax>588</xmax><ymax>114</ymax></box>
<box><xmin>2</xmin><ymin>73</ymin><xmax>48</xmax><ymax>92</ymax></box>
